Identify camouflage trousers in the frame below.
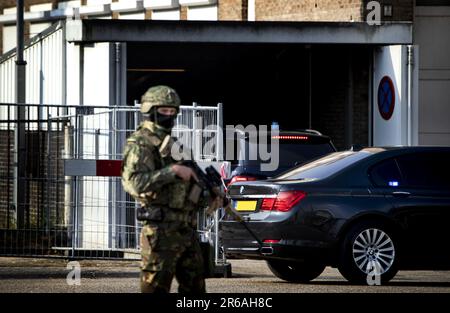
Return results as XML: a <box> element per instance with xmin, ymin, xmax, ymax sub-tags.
<box><xmin>140</xmin><ymin>222</ymin><xmax>206</xmax><ymax>293</ymax></box>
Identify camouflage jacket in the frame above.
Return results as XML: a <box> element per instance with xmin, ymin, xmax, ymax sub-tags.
<box><xmin>121</xmin><ymin>120</ymin><xmax>197</xmax><ymax>218</ymax></box>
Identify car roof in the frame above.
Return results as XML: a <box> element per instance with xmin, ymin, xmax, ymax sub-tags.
<box><xmin>278</xmin><ymin>130</ymin><xmax>330</xmax><ymax>139</ymax></box>
<box><xmin>350</xmin><ymin>146</ymin><xmax>450</xmax><ymax>163</ymax></box>
<box><xmin>233</xmin><ymin>129</ymin><xmax>331</xmax><ymax>140</ymax></box>
<box><xmin>360</xmin><ymin>146</ymin><xmax>450</xmax><ymax>154</ymax></box>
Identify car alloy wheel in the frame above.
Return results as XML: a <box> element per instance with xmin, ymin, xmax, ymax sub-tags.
<box><xmin>352</xmin><ymin>228</ymin><xmax>395</xmax><ymax>275</ymax></box>
<box><xmin>338</xmin><ymin>221</ymin><xmax>399</xmax><ymax>284</ymax></box>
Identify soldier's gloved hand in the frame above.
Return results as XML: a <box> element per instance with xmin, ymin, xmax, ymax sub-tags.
<box><xmin>224</xmin><ymin>205</ymin><xmax>243</xmax><ymax>222</ymax></box>
<box><xmin>206</xmin><ymin>196</ymin><xmax>224</xmax><ymax>215</ymax></box>
<box><xmin>210</xmin><ymin>196</ymin><xmax>224</xmax><ymax>210</ymax></box>
<box><xmin>171</xmin><ymin>165</ymin><xmax>199</xmax><ymax>182</ymax></box>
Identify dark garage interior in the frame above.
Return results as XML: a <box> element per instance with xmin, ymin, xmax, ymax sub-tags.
<box><xmin>127</xmin><ymin>43</ymin><xmax>371</xmax><ymax>150</ymax></box>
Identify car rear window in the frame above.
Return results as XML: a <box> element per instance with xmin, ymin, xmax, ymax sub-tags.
<box><xmin>245</xmin><ymin>142</ymin><xmax>335</xmax><ymax>167</ymax></box>
<box><xmin>369</xmin><ymin>158</ymin><xmax>403</xmax><ymax>187</ymax></box>
<box><xmin>274</xmin><ymin>151</ymin><xmax>371</xmax><ymax>180</ymax></box>
<box><xmin>225</xmin><ymin>134</ymin><xmax>335</xmax><ymax>167</ymax></box>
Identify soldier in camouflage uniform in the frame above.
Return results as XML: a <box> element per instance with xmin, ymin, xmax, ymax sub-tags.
<box><xmin>121</xmin><ymin>85</ymin><xmax>209</xmax><ymax>293</ymax></box>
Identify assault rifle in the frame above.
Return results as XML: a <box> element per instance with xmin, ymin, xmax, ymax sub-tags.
<box><xmin>180</xmin><ymin>160</ymin><xmax>228</xmax><ymax>207</ymax></box>
<box><xmin>180</xmin><ymin>160</ymin><xmax>263</xmax><ymax>247</ymax></box>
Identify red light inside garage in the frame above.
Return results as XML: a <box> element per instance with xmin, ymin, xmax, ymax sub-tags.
<box><xmin>272</xmin><ymin>135</ymin><xmax>309</xmax><ymax>140</ymax></box>
<box><xmin>263</xmin><ymin>239</ymin><xmax>280</xmax><ymax>244</ymax></box>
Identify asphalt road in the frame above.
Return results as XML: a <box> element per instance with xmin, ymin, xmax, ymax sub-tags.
<box><xmin>0</xmin><ymin>257</ymin><xmax>450</xmax><ymax>293</ymax></box>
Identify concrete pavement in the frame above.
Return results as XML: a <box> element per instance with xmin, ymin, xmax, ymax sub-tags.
<box><xmin>0</xmin><ymin>257</ymin><xmax>450</xmax><ymax>293</ymax></box>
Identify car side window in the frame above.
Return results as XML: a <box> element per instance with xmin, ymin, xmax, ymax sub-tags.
<box><xmin>395</xmin><ymin>152</ymin><xmax>450</xmax><ymax>189</ymax></box>
<box><xmin>369</xmin><ymin>158</ymin><xmax>403</xmax><ymax>187</ymax></box>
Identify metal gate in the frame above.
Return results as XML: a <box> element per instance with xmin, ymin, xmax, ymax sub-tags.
<box><xmin>0</xmin><ymin>102</ymin><xmax>227</xmax><ymax>261</ymax></box>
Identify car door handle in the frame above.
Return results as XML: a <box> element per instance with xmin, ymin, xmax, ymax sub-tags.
<box><xmin>392</xmin><ymin>191</ymin><xmax>411</xmax><ymax>198</ymax></box>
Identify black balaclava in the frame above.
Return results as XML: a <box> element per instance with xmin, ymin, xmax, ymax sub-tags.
<box><xmin>148</xmin><ymin>108</ymin><xmax>177</xmax><ymax>130</ymax></box>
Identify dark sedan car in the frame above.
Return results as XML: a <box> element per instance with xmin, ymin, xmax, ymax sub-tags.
<box><xmin>220</xmin><ymin>147</ymin><xmax>450</xmax><ymax>284</ymax></box>
<box><xmin>226</xmin><ymin>130</ymin><xmax>336</xmax><ymax>185</ymax></box>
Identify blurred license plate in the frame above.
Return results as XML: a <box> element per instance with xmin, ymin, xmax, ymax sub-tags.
<box><xmin>234</xmin><ymin>200</ymin><xmax>257</xmax><ymax>212</ymax></box>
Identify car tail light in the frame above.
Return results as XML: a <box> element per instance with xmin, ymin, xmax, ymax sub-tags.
<box><xmin>261</xmin><ymin>198</ymin><xmax>276</xmax><ymax>211</ymax></box>
<box><xmin>261</xmin><ymin>191</ymin><xmax>306</xmax><ymax>212</ymax></box>
<box><xmin>228</xmin><ymin>175</ymin><xmax>257</xmax><ymax>186</ymax></box>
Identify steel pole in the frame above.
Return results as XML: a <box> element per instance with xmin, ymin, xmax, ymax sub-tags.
<box><xmin>15</xmin><ymin>0</ymin><xmax>27</xmax><ymax>229</ymax></box>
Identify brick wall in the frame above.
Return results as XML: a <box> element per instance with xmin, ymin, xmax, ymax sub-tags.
<box><xmin>0</xmin><ymin>130</ymin><xmax>15</xmax><ymax>229</ymax></box>
<box><xmin>352</xmin><ymin>49</ymin><xmax>370</xmax><ymax>148</ymax></box>
<box><xmin>180</xmin><ymin>5</ymin><xmax>188</xmax><ymax>21</ymax></box>
<box><xmin>0</xmin><ymin>128</ymin><xmax>65</xmax><ymax>230</ymax></box>
<box><xmin>311</xmin><ymin>46</ymin><xmax>369</xmax><ymax>150</ymax></box>
<box><xmin>219</xmin><ymin>0</ymin><xmax>247</xmax><ymax>21</ymax></box>
<box><xmin>362</xmin><ymin>0</ymin><xmax>414</xmax><ymax>22</ymax></box>
<box><xmin>255</xmin><ymin>0</ymin><xmax>413</xmax><ymax>22</ymax></box>
<box><xmin>255</xmin><ymin>0</ymin><xmax>364</xmax><ymax>22</ymax></box>
<box><xmin>311</xmin><ymin>49</ymin><xmax>347</xmax><ymax>150</ymax></box>
<box><xmin>26</xmin><ymin>130</ymin><xmax>66</xmax><ymax>229</ymax></box>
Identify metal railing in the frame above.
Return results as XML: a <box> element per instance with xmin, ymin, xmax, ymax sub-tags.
<box><xmin>0</xmin><ymin>102</ymin><xmax>225</xmax><ymax>260</ymax></box>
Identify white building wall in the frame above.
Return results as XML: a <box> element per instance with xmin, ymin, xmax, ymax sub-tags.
<box><xmin>179</xmin><ymin>0</ymin><xmax>216</xmax><ymax>6</ymax></box>
<box><xmin>29</xmin><ymin>3</ymin><xmax>53</xmax><ymax>38</ymax></box>
<box><xmin>2</xmin><ymin>7</ymin><xmax>17</xmax><ymax>53</ymax></box>
<box><xmin>415</xmin><ymin>6</ymin><xmax>450</xmax><ymax>146</ymax></box>
<box><xmin>66</xmin><ymin>43</ymin><xmax>80</xmax><ymax>106</ymax></box>
<box><xmin>248</xmin><ymin>0</ymin><xmax>255</xmax><ymax>21</ymax></box>
<box><xmin>87</xmin><ymin>0</ymin><xmax>112</xmax><ymax>5</ymax></box>
<box><xmin>119</xmin><ymin>12</ymin><xmax>145</xmax><ymax>19</ymax></box>
<box><xmin>187</xmin><ymin>5</ymin><xmax>217</xmax><ymax>21</ymax></box>
<box><xmin>0</xmin><ymin>53</ymin><xmax>16</xmax><ymax>105</ymax></box>
<box><xmin>3</xmin><ymin>25</ymin><xmax>17</xmax><ymax>53</ymax></box>
<box><xmin>30</xmin><ymin>22</ymin><xmax>53</xmax><ymax>38</ymax></box>
<box><xmin>58</xmin><ymin>1</ymin><xmax>82</xmax><ymax>9</ymax></box>
<box><xmin>81</xmin><ymin>43</ymin><xmax>112</xmax><ymax>249</ymax></box>
<box><xmin>373</xmin><ymin>45</ymin><xmax>418</xmax><ymax>146</ymax></box>
<box><xmin>152</xmin><ymin>9</ymin><xmax>180</xmax><ymax>20</ymax></box>
<box><xmin>143</xmin><ymin>0</ymin><xmax>179</xmax><ymax>10</ymax></box>
<box><xmin>373</xmin><ymin>46</ymin><xmax>406</xmax><ymax>146</ymax></box>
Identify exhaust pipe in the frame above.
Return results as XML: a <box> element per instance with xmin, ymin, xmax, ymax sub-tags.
<box><xmin>260</xmin><ymin>246</ymin><xmax>274</xmax><ymax>256</ymax></box>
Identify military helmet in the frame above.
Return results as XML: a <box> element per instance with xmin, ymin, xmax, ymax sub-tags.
<box><xmin>140</xmin><ymin>85</ymin><xmax>180</xmax><ymax>114</ymax></box>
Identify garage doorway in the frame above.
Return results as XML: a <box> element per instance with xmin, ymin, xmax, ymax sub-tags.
<box><xmin>126</xmin><ymin>42</ymin><xmax>371</xmax><ymax>150</ymax></box>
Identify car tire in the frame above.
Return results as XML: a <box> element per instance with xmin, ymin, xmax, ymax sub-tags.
<box><xmin>338</xmin><ymin>221</ymin><xmax>399</xmax><ymax>285</ymax></box>
<box><xmin>267</xmin><ymin>259</ymin><xmax>326</xmax><ymax>283</ymax></box>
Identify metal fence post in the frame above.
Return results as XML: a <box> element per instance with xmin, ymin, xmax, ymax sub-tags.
<box><xmin>192</xmin><ymin>102</ymin><xmax>198</xmax><ymax>160</ymax></box>
<box><xmin>95</xmin><ymin>129</ymin><xmax>100</xmax><ymax>160</ymax></box>
<box><xmin>73</xmin><ymin>112</ymin><xmax>81</xmax><ymax>253</ymax></box>
<box><xmin>46</xmin><ymin>115</ymin><xmax>52</xmax><ymax>232</ymax></box>
<box><xmin>217</xmin><ymin>103</ymin><xmax>223</xmax><ymax>161</ymax></box>
<box><xmin>64</xmin><ymin>125</ymin><xmax>74</xmax><ymax>231</ymax></box>
<box><xmin>214</xmin><ymin>210</ymin><xmax>220</xmax><ymax>267</ymax></box>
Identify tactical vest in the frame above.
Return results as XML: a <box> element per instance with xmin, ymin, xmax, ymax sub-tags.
<box><xmin>122</xmin><ymin>125</ymin><xmax>196</xmax><ymax>218</ymax></box>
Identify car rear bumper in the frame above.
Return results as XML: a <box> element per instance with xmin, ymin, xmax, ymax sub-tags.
<box><xmin>220</xmin><ymin>220</ymin><xmax>336</xmax><ymax>262</ymax></box>
<box><xmin>224</xmin><ymin>242</ymin><xmax>331</xmax><ymax>262</ymax></box>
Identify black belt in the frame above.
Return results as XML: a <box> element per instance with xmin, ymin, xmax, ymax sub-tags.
<box><xmin>137</xmin><ymin>206</ymin><xmax>195</xmax><ymax>224</ymax></box>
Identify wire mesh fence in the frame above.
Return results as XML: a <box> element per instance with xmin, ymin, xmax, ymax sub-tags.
<box><xmin>0</xmin><ymin>102</ymin><xmax>224</xmax><ymax>260</ymax></box>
